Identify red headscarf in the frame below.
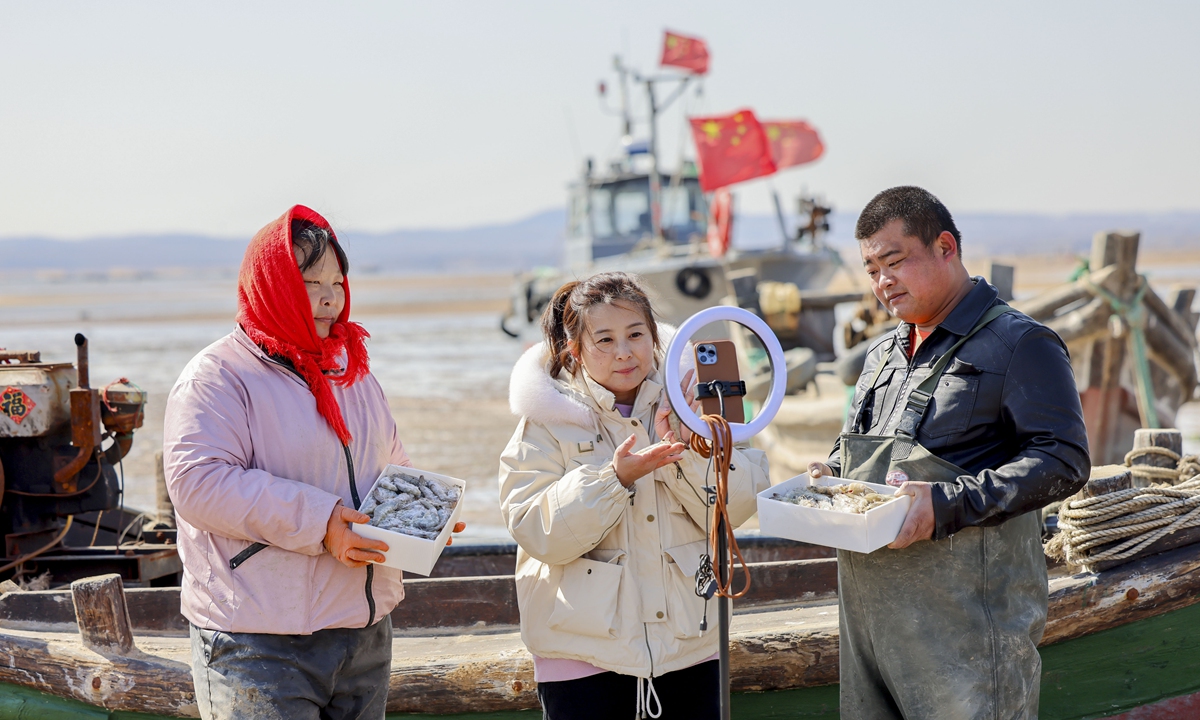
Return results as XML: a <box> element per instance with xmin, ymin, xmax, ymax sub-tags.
<box><xmin>236</xmin><ymin>205</ymin><xmax>369</xmax><ymax>445</ymax></box>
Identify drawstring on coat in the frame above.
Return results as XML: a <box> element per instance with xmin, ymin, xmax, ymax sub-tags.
<box><xmin>635</xmin><ymin>676</ymin><xmax>661</xmax><ymax>719</ymax></box>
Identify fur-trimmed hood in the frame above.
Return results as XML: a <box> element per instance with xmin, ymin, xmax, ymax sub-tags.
<box><xmin>509</xmin><ymin>323</ymin><xmax>693</xmax><ymax>429</ymax></box>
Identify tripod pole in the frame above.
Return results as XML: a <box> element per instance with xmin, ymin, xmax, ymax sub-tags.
<box><xmin>718</xmin><ymin>513</ymin><xmax>731</xmax><ymax>720</ymax></box>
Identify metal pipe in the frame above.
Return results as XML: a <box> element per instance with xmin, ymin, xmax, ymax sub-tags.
<box><xmin>718</xmin><ymin>516</ymin><xmax>731</xmax><ymax>720</ymax></box>
<box><xmin>57</xmin><ymin>333</ymin><xmax>98</xmax><ymax>488</ymax></box>
<box><xmin>75</xmin><ymin>333</ymin><xmax>89</xmax><ymax>388</ymax></box>
<box><xmin>54</xmin><ymin>446</ymin><xmax>94</xmax><ymax>487</ymax></box>
<box><xmin>772</xmin><ymin>189</ymin><xmax>790</xmax><ymax>247</ymax></box>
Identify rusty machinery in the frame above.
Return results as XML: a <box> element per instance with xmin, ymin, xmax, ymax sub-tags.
<box><xmin>0</xmin><ymin>334</ymin><xmax>178</xmax><ymax>586</ymax></box>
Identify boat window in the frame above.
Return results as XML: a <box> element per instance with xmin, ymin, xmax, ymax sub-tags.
<box><xmin>662</xmin><ymin>180</ymin><xmax>706</xmax><ymax>242</ymax></box>
<box><xmin>568</xmin><ymin>192</ymin><xmax>588</xmax><ymax>237</ymax></box>
<box><xmin>590</xmin><ymin>188</ymin><xmax>613</xmax><ymax>238</ymax></box>
<box><xmin>614</xmin><ymin>187</ymin><xmax>651</xmax><ymax>236</ymax></box>
<box><xmin>661</xmin><ymin>186</ymin><xmax>690</xmax><ymax>229</ymax></box>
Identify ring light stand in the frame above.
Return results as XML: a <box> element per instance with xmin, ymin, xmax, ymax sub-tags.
<box><xmin>664</xmin><ymin>306</ymin><xmax>786</xmax><ymax>720</ymax></box>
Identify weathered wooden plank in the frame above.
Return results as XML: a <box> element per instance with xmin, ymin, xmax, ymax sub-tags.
<box><xmin>0</xmin><ymin>586</ymin><xmax>186</xmax><ymax>633</ymax></box>
<box><xmin>1145</xmin><ymin>282</ymin><xmax>1200</xmax><ymax>352</ymax></box>
<box><xmin>1145</xmin><ymin>307</ymin><xmax>1199</xmax><ymax>395</ymax></box>
<box><xmin>0</xmin><ymin>627</ymin><xmax>196</xmax><ymax>716</ymax></box>
<box><xmin>1081</xmin><ymin>464</ymin><xmax>1132</xmax><ymax>497</ymax></box>
<box><xmin>1045</xmin><ymin>297</ymin><xmax>1110</xmax><ymax>346</ymax></box>
<box><xmin>1042</xmin><ymin>543</ymin><xmax>1200</xmax><ymax>645</ymax></box>
<box><xmin>391</xmin><ymin>575</ymin><xmax>518</xmax><ymax>629</ymax></box>
<box><xmin>71</xmin><ymin>574</ymin><xmax>136</xmax><ymax>657</ymax></box>
<box><xmin>391</xmin><ymin>558</ymin><xmax>839</xmax><ymax>630</ymax></box>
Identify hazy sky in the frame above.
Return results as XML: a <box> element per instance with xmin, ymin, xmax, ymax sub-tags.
<box><xmin>2</xmin><ymin>1</ymin><xmax>1198</xmax><ymax>238</ymax></box>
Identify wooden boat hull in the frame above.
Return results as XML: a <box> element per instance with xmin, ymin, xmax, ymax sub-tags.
<box><xmin>3</xmin><ymin>541</ymin><xmax>1200</xmax><ymax>719</ymax></box>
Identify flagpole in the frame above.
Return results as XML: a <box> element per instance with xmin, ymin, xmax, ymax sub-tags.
<box><xmin>771</xmin><ymin>184</ymin><xmax>790</xmax><ymax>248</ymax></box>
<box><xmin>646</xmin><ymin>79</ymin><xmax>662</xmax><ymax>242</ymax></box>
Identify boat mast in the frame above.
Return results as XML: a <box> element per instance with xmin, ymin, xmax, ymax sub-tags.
<box><xmin>610</xmin><ymin>55</ymin><xmax>693</xmax><ymax>242</ymax></box>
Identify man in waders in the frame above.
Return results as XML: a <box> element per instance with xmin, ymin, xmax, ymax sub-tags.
<box><xmin>809</xmin><ymin>186</ymin><xmax>1090</xmax><ymax>719</ymax></box>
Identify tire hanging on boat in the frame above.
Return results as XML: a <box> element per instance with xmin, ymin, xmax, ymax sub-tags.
<box><xmin>676</xmin><ymin>267</ymin><xmax>713</xmax><ymax>299</ymax></box>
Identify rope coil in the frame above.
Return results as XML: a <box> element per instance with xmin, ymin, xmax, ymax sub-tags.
<box><xmin>1046</xmin><ymin>458</ymin><xmax>1200</xmax><ymax>566</ymax></box>
<box><xmin>1124</xmin><ymin>446</ymin><xmax>1200</xmax><ymax>486</ymax></box>
<box><xmin>689</xmin><ymin>414</ymin><xmax>751</xmax><ymax>599</ymax></box>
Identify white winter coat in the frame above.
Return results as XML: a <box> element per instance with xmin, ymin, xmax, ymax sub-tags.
<box><xmin>499</xmin><ymin>338</ymin><xmax>771</xmax><ymax>678</ymax></box>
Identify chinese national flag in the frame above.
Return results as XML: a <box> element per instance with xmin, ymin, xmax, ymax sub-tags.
<box><xmin>688</xmin><ymin>109</ymin><xmax>777</xmax><ymax>192</ymax></box>
<box><xmin>661</xmin><ymin>30</ymin><xmax>709</xmax><ymax>75</ymax></box>
<box><xmin>762</xmin><ymin>120</ymin><xmax>824</xmax><ymax>169</ymax></box>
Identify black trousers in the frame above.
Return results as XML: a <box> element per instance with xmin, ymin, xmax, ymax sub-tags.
<box><xmin>537</xmin><ymin>660</ymin><xmax>719</xmax><ymax>720</ymax></box>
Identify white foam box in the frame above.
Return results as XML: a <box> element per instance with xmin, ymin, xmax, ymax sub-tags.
<box><xmin>756</xmin><ymin>474</ymin><xmax>913</xmax><ymax>554</ymax></box>
<box><xmin>350</xmin><ymin>464</ymin><xmax>466</xmax><ymax>576</ymax></box>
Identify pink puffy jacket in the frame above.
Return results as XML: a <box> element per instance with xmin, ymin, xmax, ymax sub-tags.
<box><xmin>163</xmin><ymin>326</ymin><xmax>409</xmax><ymax>635</ymax></box>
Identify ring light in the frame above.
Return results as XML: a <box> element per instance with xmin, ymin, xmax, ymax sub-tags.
<box><xmin>664</xmin><ymin>306</ymin><xmax>787</xmax><ymax>443</ymax></box>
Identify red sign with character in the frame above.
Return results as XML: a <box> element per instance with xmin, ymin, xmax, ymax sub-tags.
<box><xmin>1</xmin><ymin>386</ymin><xmax>35</xmax><ymax>425</ymax></box>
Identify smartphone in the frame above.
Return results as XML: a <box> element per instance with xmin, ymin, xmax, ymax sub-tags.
<box><xmin>693</xmin><ymin>340</ymin><xmax>745</xmax><ymax>423</ymax></box>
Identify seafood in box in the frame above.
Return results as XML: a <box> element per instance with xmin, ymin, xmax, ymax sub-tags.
<box><xmin>771</xmin><ymin>481</ymin><xmax>898</xmax><ymax>514</ymax></box>
<box><xmin>351</xmin><ymin>465</ymin><xmax>465</xmax><ymax>576</ymax></box>
<box><xmin>360</xmin><ymin>470</ymin><xmax>461</xmax><ymax>539</ymax></box>
<box><xmin>756</xmin><ymin>474</ymin><xmax>913</xmax><ymax>553</ymax></box>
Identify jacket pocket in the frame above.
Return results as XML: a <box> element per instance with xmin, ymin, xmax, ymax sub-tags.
<box><xmin>922</xmin><ymin>360</ymin><xmax>981</xmax><ymax>439</ymax></box>
<box><xmin>859</xmin><ymin>366</ymin><xmax>897</xmax><ymax>432</ymax></box>
<box><xmin>226</xmin><ymin>544</ymin><xmax>311</xmax><ymax>634</ymax></box>
<box><xmin>663</xmin><ymin>540</ymin><xmax>709</xmax><ymax>640</ymax></box>
<box><xmin>547</xmin><ymin>555</ymin><xmax>624</xmax><ymax>639</ymax></box>
<box><xmin>229</xmin><ymin>542</ymin><xmax>267</xmax><ymax>570</ymax></box>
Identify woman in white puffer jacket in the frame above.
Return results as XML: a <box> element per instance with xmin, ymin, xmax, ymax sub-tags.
<box><xmin>499</xmin><ymin>272</ymin><xmax>771</xmax><ymax>720</ymax></box>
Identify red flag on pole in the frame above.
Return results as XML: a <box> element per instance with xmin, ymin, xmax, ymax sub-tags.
<box><xmin>688</xmin><ymin>109</ymin><xmax>777</xmax><ymax>192</ymax></box>
<box><xmin>661</xmin><ymin>30</ymin><xmax>710</xmax><ymax>75</ymax></box>
<box><xmin>761</xmin><ymin>120</ymin><xmax>825</xmax><ymax>169</ymax></box>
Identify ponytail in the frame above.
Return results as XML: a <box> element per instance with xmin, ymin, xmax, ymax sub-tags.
<box><xmin>542</xmin><ymin>280</ymin><xmax>581</xmax><ymax>378</ymax></box>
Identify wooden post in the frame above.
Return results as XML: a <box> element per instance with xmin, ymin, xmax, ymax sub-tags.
<box><xmin>1129</xmin><ymin>429</ymin><xmax>1184</xmax><ymax>487</ymax></box>
<box><xmin>72</xmin><ymin>573</ymin><xmax>137</xmax><ymax>656</ymax></box>
<box><xmin>1167</xmin><ymin>287</ymin><xmax>1198</xmax><ymax>334</ymax></box>
<box><xmin>1080</xmin><ymin>231</ymin><xmax>1141</xmax><ymax>465</ymax></box>
<box><xmin>1082</xmin><ymin>464</ymin><xmax>1132</xmax><ymax>498</ymax></box>
<box><xmin>990</xmin><ymin>263</ymin><xmax>1015</xmax><ymax>302</ymax></box>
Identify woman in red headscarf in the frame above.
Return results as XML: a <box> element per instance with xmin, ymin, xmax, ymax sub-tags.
<box><xmin>163</xmin><ymin>206</ymin><xmax>463</xmax><ymax>720</ymax></box>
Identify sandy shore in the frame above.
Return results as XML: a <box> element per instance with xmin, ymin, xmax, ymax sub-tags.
<box><xmin>19</xmin><ymin>248</ymin><xmax>1200</xmax><ymax>543</ymax></box>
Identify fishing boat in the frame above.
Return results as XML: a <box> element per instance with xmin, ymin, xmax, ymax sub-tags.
<box><xmin>499</xmin><ymin>34</ymin><xmax>860</xmax><ymax>365</ymax></box>
<box><xmin>4</xmin><ymin>520</ymin><xmax>1200</xmax><ymax>719</ymax></box>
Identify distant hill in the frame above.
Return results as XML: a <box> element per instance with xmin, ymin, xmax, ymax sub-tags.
<box><xmin>2</xmin><ymin>208</ymin><xmax>1197</xmax><ymax>274</ymax></box>
<box><xmin>0</xmin><ymin>210</ymin><xmax>566</xmax><ymax>274</ymax></box>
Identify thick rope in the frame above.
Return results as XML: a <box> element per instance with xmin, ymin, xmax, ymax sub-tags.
<box><xmin>689</xmin><ymin>414</ymin><xmax>751</xmax><ymax>599</ymax></box>
<box><xmin>1124</xmin><ymin>446</ymin><xmax>1200</xmax><ymax>486</ymax></box>
<box><xmin>1045</xmin><ymin>474</ymin><xmax>1200</xmax><ymax>566</ymax></box>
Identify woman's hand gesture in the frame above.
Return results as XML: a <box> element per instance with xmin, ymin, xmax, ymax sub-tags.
<box><xmin>613</xmin><ymin>434</ymin><xmax>685</xmax><ymax>488</ymax></box>
<box><xmin>654</xmin><ymin>368</ymin><xmax>701</xmax><ymax>444</ymax></box>
<box><xmin>324</xmin><ymin>501</ymin><xmax>389</xmax><ymax>568</ymax></box>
